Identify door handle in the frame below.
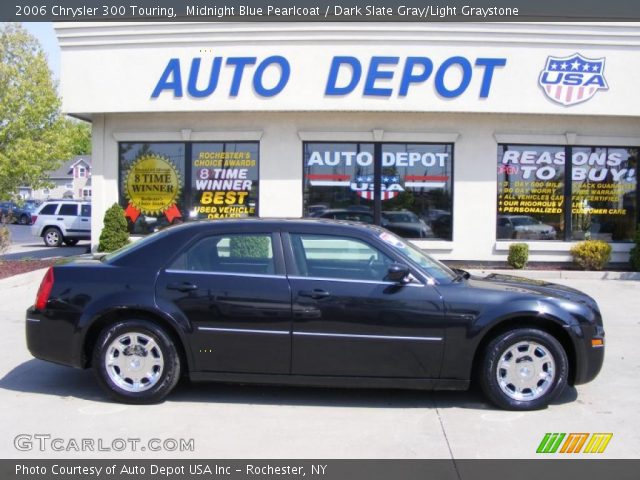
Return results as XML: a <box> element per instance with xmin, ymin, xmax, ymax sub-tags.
<box><xmin>299</xmin><ymin>289</ymin><xmax>330</xmax><ymax>299</ymax></box>
<box><xmin>167</xmin><ymin>282</ymin><xmax>198</xmax><ymax>292</ymax></box>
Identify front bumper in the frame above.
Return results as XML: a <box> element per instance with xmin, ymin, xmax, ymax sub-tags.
<box><xmin>570</xmin><ymin>323</ymin><xmax>605</xmax><ymax>385</ymax></box>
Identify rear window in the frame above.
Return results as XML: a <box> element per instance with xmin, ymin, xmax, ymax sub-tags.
<box><xmin>39</xmin><ymin>204</ymin><xmax>58</xmax><ymax>215</ymax></box>
<box><xmin>59</xmin><ymin>204</ymin><xmax>78</xmax><ymax>216</ymax></box>
<box><xmin>81</xmin><ymin>204</ymin><xmax>91</xmax><ymax>217</ymax></box>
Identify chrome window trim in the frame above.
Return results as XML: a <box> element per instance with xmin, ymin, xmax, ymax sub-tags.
<box><xmin>26</xmin><ymin>318</ymin><xmax>41</xmax><ymax>323</ymax></box>
<box><xmin>198</xmin><ymin>327</ymin><xmax>290</xmax><ymax>335</ymax></box>
<box><xmin>165</xmin><ymin>269</ymin><xmax>286</xmax><ymax>279</ymax></box>
<box><xmin>287</xmin><ymin>275</ymin><xmax>424</xmax><ymax>287</ymax></box>
<box><xmin>294</xmin><ymin>331</ymin><xmax>442</xmax><ymax>342</ymax></box>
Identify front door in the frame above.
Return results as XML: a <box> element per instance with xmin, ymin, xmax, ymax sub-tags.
<box><xmin>286</xmin><ymin>232</ymin><xmax>445</xmax><ymax>378</ymax></box>
<box><xmin>156</xmin><ymin>231</ymin><xmax>292</xmax><ymax>374</ymax></box>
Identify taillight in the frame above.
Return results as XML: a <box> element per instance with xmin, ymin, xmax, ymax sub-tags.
<box><xmin>35</xmin><ymin>267</ymin><xmax>54</xmax><ymax>310</ymax></box>
<box><xmin>31</xmin><ymin>215</ymin><xmax>37</xmax><ymax>224</ymax></box>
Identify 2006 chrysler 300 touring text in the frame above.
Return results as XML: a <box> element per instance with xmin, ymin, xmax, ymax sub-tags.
<box><xmin>26</xmin><ymin>219</ymin><xmax>605</xmax><ymax>410</ymax></box>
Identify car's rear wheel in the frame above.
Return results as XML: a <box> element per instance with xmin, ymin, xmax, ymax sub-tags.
<box><xmin>43</xmin><ymin>227</ymin><xmax>63</xmax><ymax>247</ymax></box>
<box><xmin>93</xmin><ymin>320</ymin><xmax>181</xmax><ymax>404</ymax></box>
<box><xmin>19</xmin><ymin>214</ymin><xmax>29</xmax><ymax>225</ymax></box>
<box><xmin>478</xmin><ymin>328</ymin><xmax>568</xmax><ymax>410</ymax></box>
<box><xmin>63</xmin><ymin>238</ymin><xmax>79</xmax><ymax>246</ymax></box>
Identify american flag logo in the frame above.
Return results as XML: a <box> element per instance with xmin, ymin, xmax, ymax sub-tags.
<box><xmin>307</xmin><ymin>173</ymin><xmax>450</xmax><ymax>201</ymax></box>
<box><xmin>538</xmin><ymin>53</ymin><xmax>608</xmax><ymax>107</ymax></box>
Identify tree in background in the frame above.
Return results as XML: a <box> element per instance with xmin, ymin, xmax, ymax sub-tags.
<box><xmin>0</xmin><ymin>23</ymin><xmax>90</xmax><ymax>200</ymax></box>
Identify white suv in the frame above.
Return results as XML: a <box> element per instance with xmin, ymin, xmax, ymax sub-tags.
<box><xmin>31</xmin><ymin>201</ymin><xmax>91</xmax><ymax>247</ymax></box>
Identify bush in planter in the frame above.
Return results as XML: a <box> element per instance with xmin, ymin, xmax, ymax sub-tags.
<box><xmin>507</xmin><ymin>243</ymin><xmax>529</xmax><ymax>269</ymax></box>
<box><xmin>229</xmin><ymin>235</ymin><xmax>270</xmax><ymax>258</ymax></box>
<box><xmin>98</xmin><ymin>203</ymin><xmax>130</xmax><ymax>252</ymax></box>
<box><xmin>570</xmin><ymin>240</ymin><xmax>612</xmax><ymax>271</ymax></box>
<box><xmin>630</xmin><ymin>226</ymin><xmax>640</xmax><ymax>271</ymax></box>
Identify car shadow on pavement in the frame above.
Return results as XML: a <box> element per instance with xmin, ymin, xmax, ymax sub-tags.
<box><xmin>0</xmin><ymin>359</ymin><xmax>578</xmax><ymax>410</ymax></box>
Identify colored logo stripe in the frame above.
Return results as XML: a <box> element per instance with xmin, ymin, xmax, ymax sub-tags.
<box><xmin>537</xmin><ymin>433</ymin><xmax>566</xmax><ymax>453</ymax></box>
<box><xmin>537</xmin><ymin>433</ymin><xmax>613</xmax><ymax>454</ymax></box>
<box><xmin>583</xmin><ymin>433</ymin><xmax>613</xmax><ymax>454</ymax></box>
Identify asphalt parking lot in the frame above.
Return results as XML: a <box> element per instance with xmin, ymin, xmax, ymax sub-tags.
<box><xmin>0</xmin><ymin>269</ymin><xmax>638</xmax><ymax>459</ymax></box>
<box><xmin>1</xmin><ymin>224</ymin><xmax>89</xmax><ymax>260</ymax></box>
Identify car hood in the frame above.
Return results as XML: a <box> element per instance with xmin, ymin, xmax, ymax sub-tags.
<box><xmin>467</xmin><ymin>272</ymin><xmax>596</xmax><ymax>306</ymax></box>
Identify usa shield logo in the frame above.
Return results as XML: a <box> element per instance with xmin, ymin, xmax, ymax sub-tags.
<box><xmin>538</xmin><ymin>53</ymin><xmax>608</xmax><ymax>106</ymax></box>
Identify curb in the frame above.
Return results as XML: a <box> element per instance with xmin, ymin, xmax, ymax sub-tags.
<box><xmin>468</xmin><ymin>269</ymin><xmax>640</xmax><ymax>281</ymax></box>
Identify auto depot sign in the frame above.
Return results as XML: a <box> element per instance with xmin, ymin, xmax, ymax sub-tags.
<box><xmin>59</xmin><ymin>41</ymin><xmax>634</xmax><ymax>115</ymax></box>
<box><xmin>151</xmin><ymin>55</ymin><xmax>507</xmax><ymax>100</ymax></box>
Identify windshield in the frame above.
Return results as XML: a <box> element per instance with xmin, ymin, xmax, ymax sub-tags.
<box><xmin>377</xmin><ymin>231</ymin><xmax>457</xmax><ymax>283</ymax></box>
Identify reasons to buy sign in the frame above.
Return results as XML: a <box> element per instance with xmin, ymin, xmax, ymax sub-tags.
<box><xmin>497</xmin><ymin>148</ymin><xmax>636</xmax><ymax>216</ymax></box>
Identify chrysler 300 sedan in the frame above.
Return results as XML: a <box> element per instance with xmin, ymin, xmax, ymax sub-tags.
<box><xmin>26</xmin><ymin>219</ymin><xmax>605</xmax><ymax>410</ymax></box>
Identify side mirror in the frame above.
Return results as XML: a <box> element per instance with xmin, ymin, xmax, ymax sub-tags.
<box><xmin>386</xmin><ymin>263</ymin><xmax>411</xmax><ymax>284</ymax></box>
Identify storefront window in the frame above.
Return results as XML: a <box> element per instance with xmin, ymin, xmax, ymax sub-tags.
<box><xmin>119</xmin><ymin>141</ymin><xmax>259</xmax><ymax>235</ymax></box>
<box><xmin>497</xmin><ymin>145</ymin><xmax>565</xmax><ymax>240</ymax></box>
<box><xmin>190</xmin><ymin>142</ymin><xmax>259</xmax><ymax>220</ymax></box>
<box><xmin>119</xmin><ymin>143</ymin><xmax>186</xmax><ymax>235</ymax></box>
<box><xmin>303</xmin><ymin>142</ymin><xmax>453</xmax><ymax>240</ymax></box>
<box><xmin>497</xmin><ymin>144</ymin><xmax>638</xmax><ymax>242</ymax></box>
<box><xmin>571</xmin><ymin>147</ymin><xmax>637</xmax><ymax>241</ymax></box>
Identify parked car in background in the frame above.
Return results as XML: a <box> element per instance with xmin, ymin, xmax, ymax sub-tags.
<box><xmin>315</xmin><ymin>208</ymin><xmax>375</xmax><ymax>224</ymax></box>
<box><xmin>26</xmin><ymin>219</ymin><xmax>605</xmax><ymax>409</ymax></box>
<box><xmin>430</xmin><ymin>213</ymin><xmax>452</xmax><ymax>240</ymax></box>
<box><xmin>31</xmin><ymin>200</ymin><xmax>91</xmax><ymax>247</ymax></box>
<box><xmin>382</xmin><ymin>210</ymin><xmax>433</xmax><ymax>238</ymax></box>
<box><xmin>497</xmin><ymin>215</ymin><xmax>557</xmax><ymax>240</ymax></box>
<box><xmin>0</xmin><ymin>201</ymin><xmax>39</xmax><ymax>225</ymax></box>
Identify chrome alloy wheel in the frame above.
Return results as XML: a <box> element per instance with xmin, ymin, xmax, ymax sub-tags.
<box><xmin>496</xmin><ymin>341</ymin><xmax>556</xmax><ymax>401</ymax></box>
<box><xmin>105</xmin><ymin>332</ymin><xmax>164</xmax><ymax>392</ymax></box>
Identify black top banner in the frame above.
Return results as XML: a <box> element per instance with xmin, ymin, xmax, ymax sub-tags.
<box><xmin>3</xmin><ymin>0</ymin><xmax>640</xmax><ymax>22</ymax></box>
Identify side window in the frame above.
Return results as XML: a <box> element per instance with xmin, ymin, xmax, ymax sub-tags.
<box><xmin>59</xmin><ymin>204</ymin><xmax>78</xmax><ymax>216</ymax></box>
<box><xmin>290</xmin><ymin>234</ymin><xmax>392</xmax><ymax>281</ymax></box>
<box><xmin>40</xmin><ymin>204</ymin><xmax>58</xmax><ymax>215</ymax></box>
<box><xmin>170</xmin><ymin>234</ymin><xmax>274</xmax><ymax>274</ymax></box>
<box><xmin>81</xmin><ymin>204</ymin><xmax>91</xmax><ymax>217</ymax></box>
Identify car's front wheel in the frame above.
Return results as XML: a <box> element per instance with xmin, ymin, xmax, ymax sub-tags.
<box><xmin>478</xmin><ymin>328</ymin><xmax>568</xmax><ymax>410</ymax></box>
<box><xmin>43</xmin><ymin>227</ymin><xmax>63</xmax><ymax>247</ymax></box>
<box><xmin>19</xmin><ymin>214</ymin><xmax>30</xmax><ymax>225</ymax></box>
<box><xmin>93</xmin><ymin>320</ymin><xmax>181</xmax><ymax>404</ymax></box>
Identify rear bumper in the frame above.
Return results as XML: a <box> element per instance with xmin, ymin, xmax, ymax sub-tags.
<box><xmin>26</xmin><ymin>307</ymin><xmax>83</xmax><ymax>369</ymax></box>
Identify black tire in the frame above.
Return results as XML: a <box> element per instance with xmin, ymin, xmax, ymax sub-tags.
<box><xmin>63</xmin><ymin>238</ymin><xmax>79</xmax><ymax>246</ymax></box>
<box><xmin>478</xmin><ymin>328</ymin><xmax>568</xmax><ymax>411</ymax></box>
<box><xmin>19</xmin><ymin>214</ymin><xmax>29</xmax><ymax>225</ymax></box>
<box><xmin>43</xmin><ymin>227</ymin><xmax>63</xmax><ymax>247</ymax></box>
<box><xmin>92</xmin><ymin>320</ymin><xmax>181</xmax><ymax>404</ymax></box>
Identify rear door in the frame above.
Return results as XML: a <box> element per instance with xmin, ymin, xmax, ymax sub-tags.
<box><xmin>156</xmin><ymin>230</ymin><xmax>292</xmax><ymax>374</ymax></box>
<box><xmin>57</xmin><ymin>203</ymin><xmax>83</xmax><ymax>237</ymax></box>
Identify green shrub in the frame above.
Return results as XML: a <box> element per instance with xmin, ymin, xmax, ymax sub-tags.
<box><xmin>570</xmin><ymin>240</ymin><xmax>612</xmax><ymax>271</ymax></box>
<box><xmin>98</xmin><ymin>203</ymin><xmax>130</xmax><ymax>252</ymax></box>
<box><xmin>508</xmin><ymin>243</ymin><xmax>529</xmax><ymax>269</ymax></box>
<box><xmin>229</xmin><ymin>235</ymin><xmax>270</xmax><ymax>258</ymax></box>
<box><xmin>630</xmin><ymin>226</ymin><xmax>640</xmax><ymax>271</ymax></box>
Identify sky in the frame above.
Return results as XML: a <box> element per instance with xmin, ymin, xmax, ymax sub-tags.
<box><xmin>22</xmin><ymin>22</ymin><xmax>60</xmax><ymax>80</ymax></box>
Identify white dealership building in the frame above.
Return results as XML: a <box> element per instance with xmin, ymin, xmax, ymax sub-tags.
<box><xmin>55</xmin><ymin>22</ymin><xmax>640</xmax><ymax>262</ymax></box>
